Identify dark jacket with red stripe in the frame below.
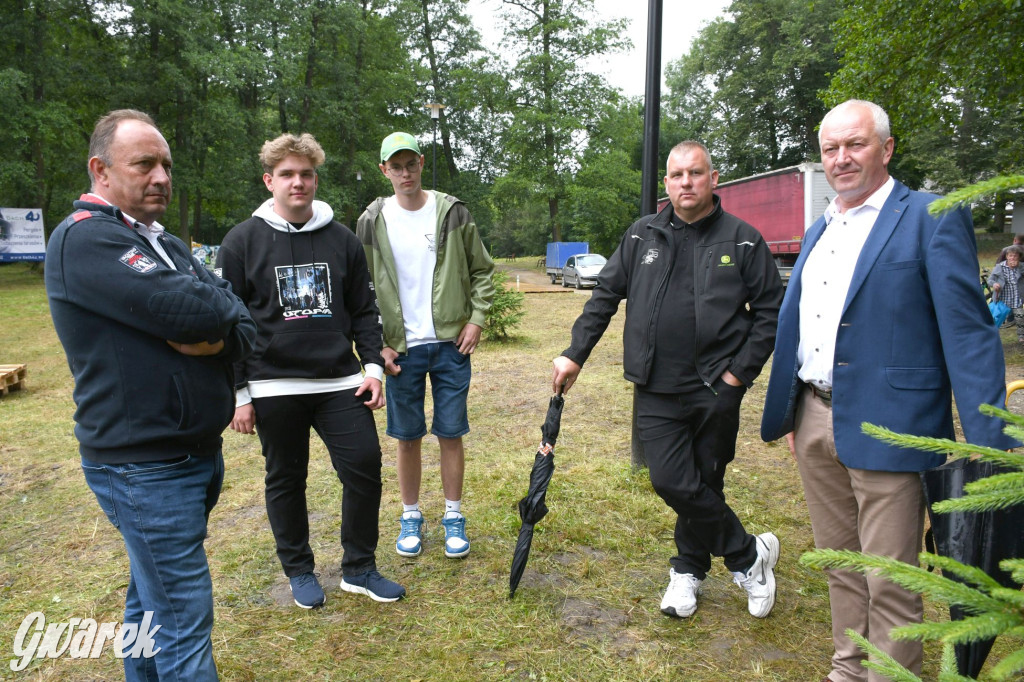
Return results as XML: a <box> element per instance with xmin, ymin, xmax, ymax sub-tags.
<box><xmin>45</xmin><ymin>197</ymin><xmax>256</xmax><ymax>463</ymax></box>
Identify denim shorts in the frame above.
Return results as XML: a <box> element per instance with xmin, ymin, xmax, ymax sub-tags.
<box><xmin>385</xmin><ymin>341</ymin><xmax>471</xmax><ymax>440</ymax></box>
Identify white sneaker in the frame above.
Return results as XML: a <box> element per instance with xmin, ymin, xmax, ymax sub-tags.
<box><xmin>731</xmin><ymin>532</ymin><xmax>780</xmax><ymax>618</ymax></box>
<box><xmin>660</xmin><ymin>569</ymin><xmax>703</xmax><ymax>618</ymax></box>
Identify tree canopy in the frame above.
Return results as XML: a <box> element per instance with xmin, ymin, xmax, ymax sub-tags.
<box><xmin>827</xmin><ymin>0</ymin><xmax>1024</xmax><ymax>226</ymax></box>
<box><xmin>662</xmin><ymin>0</ymin><xmax>840</xmax><ymax>180</ymax></box>
<box><xmin>2</xmin><ymin>0</ymin><xmax>1021</xmax><ymax>256</ymax></box>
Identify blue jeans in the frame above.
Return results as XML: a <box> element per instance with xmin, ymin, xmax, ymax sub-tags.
<box><xmin>81</xmin><ymin>453</ymin><xmax>223</xmax><ymax>682</ymax></box>
<box><xmin>385</xmin><ymin>341</ymin><xmax>471</xmax><ymax>440</ymax></box>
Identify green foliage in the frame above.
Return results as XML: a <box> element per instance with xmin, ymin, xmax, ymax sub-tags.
<box><xmin>563</xmin><ymin>99</ymin><xmax>643</xmax><ymax>255</ymax></box>
<box><xmin>801</xmin><ymin>406</ymin><xmax>1024</xmax><ymax>681</ymax></box>
<box><xmin>827</xmin><ymin>0</ymin><xmax>1024</xmax><ymax>203</ymax></box>
<box><xmin>663</xmin><ymin>0</ymin><xmax>841</xmax><ymax>178</ymax></box>
<box><xmin>927</xmin><ymin>176</ymin><xmax>1024</xmax><ymax>219</ymax></box>
<box><xmin>0</xmin><ymin>0</ymin><xmax>633</xmax><ymax>258</ymax></box>
<box><xmin>483</xmin><ymin>270</ymin><xmax>526</xmax><ymax>339</ymax></box>
<box><xmin>494</xmin><ymin>0</ymin><xmax>629</xmax><ymax>242</ymax></box>
<box><xmin>488</xmin><ymin>175</ymin><xmax>554</xmax><ymax>257</ymax></box>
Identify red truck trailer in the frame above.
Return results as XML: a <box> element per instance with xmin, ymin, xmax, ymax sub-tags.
<box><xmin>660</xmin><ymin>162</ymin><xmax>831</xmax><ymax>283</ymax></box>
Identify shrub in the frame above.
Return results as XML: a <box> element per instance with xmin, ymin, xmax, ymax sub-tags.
<box><xmin>484</xmin><ymin>270</ymin><xmax>526</xmax><ymax>340</ymax></box>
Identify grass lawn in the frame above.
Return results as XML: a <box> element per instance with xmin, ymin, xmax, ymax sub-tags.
<box><xmin>0</xmin><ymin>254</ymin><xmax>1017</xmax><ymax>681</ymax></box>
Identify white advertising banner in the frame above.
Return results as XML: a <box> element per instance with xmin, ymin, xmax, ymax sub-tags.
<box><xmin>0</xmin><ymin>208</ymin><xmax>46</xmax><ymax>262</ymax></box>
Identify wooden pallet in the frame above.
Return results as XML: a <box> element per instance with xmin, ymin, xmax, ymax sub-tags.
<box><xmin>0</xmin><ymin>364</ymin><xmax>27</xmax><ymax>396</ymax></box>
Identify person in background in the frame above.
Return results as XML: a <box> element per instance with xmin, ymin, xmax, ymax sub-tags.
<box><xmin>988</xmin><ymin>244</ymin><xmax>1024</xmax><ymax>342</ymax></box>
<box><xmin>217</xmin><ymin>133</ymin><xmax>404</xmax><ymax>609</ymax></box>
<box><xmin>995</xmin><ymin>234</ymin><xmax>1024</xmax><ymax>264</ymax></box>
<box><xmin>46</xmin><ymin>109</ymin><xmax>256</xmax><ymax>680</ymax></box>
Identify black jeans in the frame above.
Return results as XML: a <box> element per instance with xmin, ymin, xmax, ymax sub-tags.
<box><xmin>636</xmin><ymin>381</ymin><xmax>756</xmax><ymax>579</ymax></box>
<box><xmin>253</xmin><ymin>389</ymin><xmax>382</xmax><ymax>577</ymax></box>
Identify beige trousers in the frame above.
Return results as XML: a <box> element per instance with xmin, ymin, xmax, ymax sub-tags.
<box><xmin>793</xmin><ymin>385</ymin><xmax>925</xmax><ymax>682</ymax></box>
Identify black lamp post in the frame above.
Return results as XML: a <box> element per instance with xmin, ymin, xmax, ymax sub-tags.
<box><xmin>424</xmin><ymin>102</ymin><xmax>446</xmax><ymax>190</ymax></box>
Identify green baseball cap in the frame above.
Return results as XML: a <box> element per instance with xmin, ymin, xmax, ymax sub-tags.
<box><xmin>380</xmin><ymin>132</ymin><xmax>422</xmax><ymax>163</ymax></box>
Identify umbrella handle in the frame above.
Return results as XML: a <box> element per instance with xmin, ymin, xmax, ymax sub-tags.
<box><xmin>556</xmin><ymin>380</ymin><xmax>566</xmax><ymax>397</ymax></box>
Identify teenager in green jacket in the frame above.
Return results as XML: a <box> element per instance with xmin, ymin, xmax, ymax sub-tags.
<box><xmin>356</xmin><ymin>132</ymin><xmax>494</xmax><ymax>560</ymax></box>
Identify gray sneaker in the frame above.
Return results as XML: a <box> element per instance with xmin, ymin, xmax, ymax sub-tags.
<box><xmin>731</xmin><ymin>532</ymin><xmax>780</xmax><ymax>618</ymax></box>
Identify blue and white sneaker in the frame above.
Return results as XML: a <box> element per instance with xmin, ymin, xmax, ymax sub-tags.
<box><xmin>396</xmin><ymin>512</ymin><xmax>423</xmax><ymax>557</ymax></box>
<box><xmin>289</xmin><ymin>572</ymin><xmax>326</xmax><ymax>609</ymax></box>
<box><xmin>441</xmin><ymin>512</ymin><xmax>470</xmax><ymax>558</ymax></box>
<box><xmin>340</xmin><ymin>570</ymin><xmax>406</xmax><ymax>602</ymax></box>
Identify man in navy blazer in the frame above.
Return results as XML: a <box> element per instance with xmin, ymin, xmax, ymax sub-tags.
<box><xmin>761</xmin><ymin>100</ymin><xmax>1014</xmax><ymax>682</ymax></box>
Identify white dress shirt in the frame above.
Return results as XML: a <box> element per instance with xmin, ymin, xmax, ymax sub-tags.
<box><xmin>797</xmin><ymin>177</ymin><xmax>895</xmax><ymax>389</ymax></box>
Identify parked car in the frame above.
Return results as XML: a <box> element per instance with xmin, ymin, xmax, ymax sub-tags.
<box><xmin>545</xmin><ymin>241</ymin><xmax>589</xmax><ymax>283</ymax></box>
<box><xmin>562</xmin><ymin>253</ymin><xmax>607</xmax><ymax>289</ymax></box>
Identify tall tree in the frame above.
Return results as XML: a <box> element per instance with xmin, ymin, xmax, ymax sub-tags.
<box><xmin>116</xmin><ymin>0</ymin><xmax>235</xmax><ymax>246</ymax></box>
<box><xmin>663</xmin><ymin>0</ymin><xmax>840</xmax><ymax>179</ymax></box>
<box><xmin>0</xmin><ymin>0</ymin><xmax>117</xmax><ymax>229</ymax></box>
<box><xmin>827</xmin><ymin>0</ymin><xmax>1024</xmax><ymax>226</ymax></box>
<box><xmin>395</xmin><ymin>0</ymin><xmax>486</xmax><ymax>181</ymax></box>
<box><xmin>564</xmin><ymin>98</ymin><xmax>643</xmax><ymax>255</ymax></box>
<box><xmin>495</xmin><ymin>0</ymin><xmax>628</xmax><ymax>242</ymax></box>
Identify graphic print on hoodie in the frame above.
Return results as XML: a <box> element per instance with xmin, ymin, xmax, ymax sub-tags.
<box><xmin>276</xmin><ymin>262</ymin><xmax>332</xmax><ymax>319</ymax></box>
<box><xmin>249</xmin><ymin>197</ymin><xmax>338</xmax><ymax>321</ymax></box>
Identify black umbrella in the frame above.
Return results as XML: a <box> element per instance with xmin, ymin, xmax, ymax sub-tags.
<box><xmin>921</xmin><ymin>457</ymin><xmax>1024</xmax><ymax>677</ymax></box>
<box><xmin>509</xmin><ymin>390</ymin><xmax>565</xmax><ymax>598</ymax></box>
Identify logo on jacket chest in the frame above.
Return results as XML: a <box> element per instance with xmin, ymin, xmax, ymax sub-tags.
<box><xmin>642</xmin><ymin>248</ymin><xmax>659</xmax><ymax>265</ymax></box>
<box><xmin>275</xmin><ymin>263</ymin><xmax>333</xmax><ymax>319</ymax></box>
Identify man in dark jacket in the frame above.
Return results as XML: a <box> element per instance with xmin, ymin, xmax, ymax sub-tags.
<box><xmin>216</xmin><ymin>133</ymin><xmax>404</xmax><ymax>609</ymax></box>
<box><xmin>552</xmin><ymin>141</ymin><xmax>784</xmax><ymax>620</ymax></box>
<box><xmin>46</xmin><ymin>109</ymin><xmax>257</xmax><ymax>681</ymax></box>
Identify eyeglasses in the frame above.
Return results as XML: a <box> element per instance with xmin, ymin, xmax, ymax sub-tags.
<box><xmin>386</xmin><ymin>160</ymin><xmax>421</xmax><ymax>176</ymax></box>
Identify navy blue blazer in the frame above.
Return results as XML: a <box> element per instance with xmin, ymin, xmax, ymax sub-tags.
<box><xmin>761</xmin><ymin>179</ymin><xmax>1015</xmax><ymax>471</ymax></box>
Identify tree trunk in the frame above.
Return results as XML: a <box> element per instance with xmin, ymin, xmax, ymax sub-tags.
<box><xmin>549</xmin><ymin>196</ymin><xmax>560</xmax><ymax>242</ymax></box>
<box><xmin>300</xmin><ymin>3</ymin><xmax>322</xmax><ymax>132</ymax></box>
<box><xmin>993</xmin><ymin>192</ymin><xmax>1008</xmax><ymax>233</ymax></box>
<box><xmin>419</xmin><ymin>0</ymin><xmax>459</xmax><ymax>182</ymax></box>
<box><xmin>177</xmin><ymin>190</ymin><xmax>190</xmax><ymax>248</ymax></box>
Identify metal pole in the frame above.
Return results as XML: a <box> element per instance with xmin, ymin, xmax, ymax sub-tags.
<box><xmin>632</xmin><ymin>0</ymin><xmax>663</xmax><ymax>471</ymax></box>
<box><xmin>640</xmin><ymin>0</ymin><xmax>663</xmax><ymax>217</ymax></box>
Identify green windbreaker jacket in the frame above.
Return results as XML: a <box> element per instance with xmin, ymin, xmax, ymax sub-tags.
<box><xmin>356</xmin><ymin>191</ymin><xmax>495</xmax><ymax>352</ymax></box>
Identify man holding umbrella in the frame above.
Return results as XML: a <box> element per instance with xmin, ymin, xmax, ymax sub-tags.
<box><xmin>552</xmin><ymin>140</ymin><xmax>785</xmax><ymax>620</ymax></box>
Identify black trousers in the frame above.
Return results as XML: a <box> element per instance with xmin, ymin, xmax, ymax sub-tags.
<box><xmin>636</xmin><ymin>381</ymin><xmax>756</xmax><ymax>579</ymax></box>
<box><xmin>253</xmin><ymin>389</ymin><xmax>382</xmax><ymax>578</ymax></box>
